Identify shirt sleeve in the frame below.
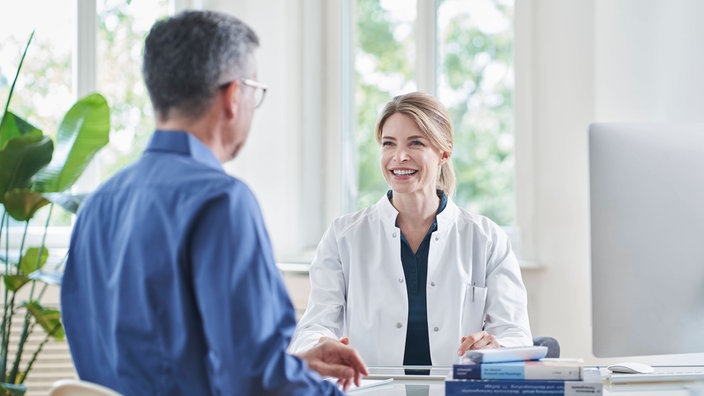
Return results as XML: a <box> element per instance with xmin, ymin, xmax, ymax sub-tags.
<box><xmin>188</xmin><ymin>184</ymin><xmax>342</xmax><ymax>395</ymax></box>
<box><xmin>289</xmin><ymin>224</ymin><xmax>346</xmax><ymax>354</ymax></box>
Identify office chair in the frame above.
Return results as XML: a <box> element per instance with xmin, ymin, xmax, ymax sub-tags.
<box><xmin>533</xmin><ymin>336</ymin><xmax>560</xmax><ymax>358</ymax></box>
<box><xmin>49</xmin><ymin>379</ymin><xmax>122</xmax><ymax>396</ymax></box>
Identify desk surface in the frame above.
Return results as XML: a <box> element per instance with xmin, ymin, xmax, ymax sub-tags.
<box><xmin>345</xmin><ymin>366</ymin><xmax>704</xmax><ymax>395</ymax></box>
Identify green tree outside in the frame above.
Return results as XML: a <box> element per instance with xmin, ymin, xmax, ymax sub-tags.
<box><xmin>354</xmin><ymin>0</ymin><xmax>515</xmax><ymax>225</ymax></box>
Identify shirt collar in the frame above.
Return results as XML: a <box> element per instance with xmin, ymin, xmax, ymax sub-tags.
<box><xmin>146</xmin><ymin>130</ymin><xmax>223</xmax><ymax>172</ymax></box>
<box><xmin>385</xmin><ymin>190</ymin><xmax>448</xmax><ymax>214</ymax></box>
<box><xmin>383</xmin><ymin>190</ymin><xmax>451</xmax><ymax>229</ymax></box>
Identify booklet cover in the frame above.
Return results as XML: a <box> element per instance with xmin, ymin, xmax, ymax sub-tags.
<box><xmin>453</xmin><ymin>359</ymin><xmax>584</xmax><ymax>381</ymax></box>
<box><xmin>446</xmin><ymin>367</ymin><xmax>603</xmax><ymax>396</ymax></box>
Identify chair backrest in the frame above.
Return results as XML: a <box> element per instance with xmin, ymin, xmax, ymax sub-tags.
<box><xmin>533</xmin><ymin>336</ymin><xmax>561</xmax><ymax>358</ymax></box>
<box><xmin>48</xmin><ymin>379</ymin><xmax>122</xmax><ymax>396</ymax></box>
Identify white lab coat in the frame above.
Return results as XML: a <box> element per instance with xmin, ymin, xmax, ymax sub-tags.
<box><xmin>289</xmin><ymin>195</ymin><xmax>532</xmax><ymax>366</ymax></box>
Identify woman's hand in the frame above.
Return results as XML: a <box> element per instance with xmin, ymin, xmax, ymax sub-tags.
<box><xmin>457</xmin><ymin>331</ymin><xmax>500</xmax><ymax>356</ymax></box>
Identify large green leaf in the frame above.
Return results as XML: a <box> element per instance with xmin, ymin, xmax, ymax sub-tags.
<box><xmin>0</xmin><ymin>30</ymin><xmax>34</xmax><ymax>151</ymax></box>
<box><xmin>0</xmin><ymin>135</ymin><xmax>53</xmax><ymax>204</ymax></box>
<box><xmin>23</xmin><ymin>301</ymin><xmax>64</xmax><ymax>341</ymax></box>
<box><xmin>3</xmin><ymin>189</ymin><xmax>50</xmax><ymax>221</ymax></box>
<box><xmin>3</xmin><ymin>275</ymin><xmax>30</xmax><ymax>293</ymax></box>
<box><xmin>33</xmin><ymin>93</ymin><xmax>110</xmax><ymax>193</ymax></box>
<box><xmin>19</xmin><ymin>247</ymin><xmax>48</xmax><ymax>275</ymax></box>
<box><xmin>0</xmin><ymin>112</ymin><xmax>42</xmax><ymax>149</ymax></box>
<box><xmin>0</xmin><ymin>382</ymin><xmax>27</xmax><ymax>396</ymax></box>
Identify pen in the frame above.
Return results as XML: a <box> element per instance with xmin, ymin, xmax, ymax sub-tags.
<box><xmin>472</xmin><ymin>282</ymin><xmax>476</xmax><ymax>302</ymax></box>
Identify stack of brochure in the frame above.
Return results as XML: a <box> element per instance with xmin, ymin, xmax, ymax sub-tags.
<box><xmin>445</xmin><ymin>347</ymin><xmax>603</xmax><ymax>396</ymax></box>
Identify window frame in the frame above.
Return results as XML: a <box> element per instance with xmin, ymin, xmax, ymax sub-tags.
<box><xmin>334</xmin><ymin>0</ymin><xmax>534</xmax><ymax>266</ymax></box>
<box><xmin>8</xmin><ymin>0</ymin><xmax>178</xmax><ymax>251</ymax></box>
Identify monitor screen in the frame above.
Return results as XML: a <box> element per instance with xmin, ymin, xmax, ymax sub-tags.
<box><xmin>589</xmin><ymin>122</ymin><xmax>704</xmax><ymax>358</ymax></box>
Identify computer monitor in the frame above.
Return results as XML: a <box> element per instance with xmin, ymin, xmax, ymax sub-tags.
<box><xmin>589</xmin><ymin>122</ymin><xmax>704</xmax><ymax>358</ymax></box>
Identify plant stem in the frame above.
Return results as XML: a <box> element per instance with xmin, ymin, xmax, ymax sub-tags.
<box><xmin>20</xmin><ymin>321</ymin><xmax>61</xmax><ymax>385</ymax></box>
<box><xmin>28</xmin><ymin>203</ymin><xmax>53</xmax><ymax>301</ymax></box>
<box><xmin>9</xmin><ymin>204</ymin><xmax>55</xmax><ymax>383</ymax></box>
<box><xmin>15</xmin><ymin>222</ymin><xmax>28</xmax><ymax>276</ymax></box>
<box><xmin>7</xmin><ymin>313</ymin><xmax>31</xmax><ymax>384</ymax></box>
<box><xmin>0</xmin><ymin>31</ymin><xmax>34</xmax><ymax>134</ymax></box>
<box><xmin>0</xmin><ymin>213</ymin><xmax>9</xmax><ymax>382</ymax></box>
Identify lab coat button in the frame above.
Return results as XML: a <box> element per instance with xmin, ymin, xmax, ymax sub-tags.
<box><xmin>433</xmin><ymin>326</ymin><xmax>439</xmax><ymax>332</ymax></box>
<box><xmin>434</xmin><ymin>237</ymin><xmax>439</xmax><ymax>242</ymax></box>
<box><xmin>396</xmin><ymin>322</ymin><xmax>403</xmax><ymax>328</ymax></box>
<box><xmin>430</xmin><ymin>281</ymin><xmax>436</xmax><ymax>287</ymax></box>
<box><xmin>398</xmin><ymin>277</ymin><xmax>404</xmax><ymax>283</ymax></box>
<box><xmin>392</xmin><ymin>232</ymin><xmax>397</xmax><ymax>238</ymax></box>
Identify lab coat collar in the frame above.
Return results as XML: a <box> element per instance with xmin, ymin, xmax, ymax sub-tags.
<box><xmin>375</xmin><ymin>193</ymin><xmax>460</xmax><ymax>235</ymax></box>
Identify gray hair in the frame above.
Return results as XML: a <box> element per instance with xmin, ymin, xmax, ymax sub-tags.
<box><xmin>142</xmin><ymin>10</ymin><xmax>259</xmax><ymax>120</ymax></box>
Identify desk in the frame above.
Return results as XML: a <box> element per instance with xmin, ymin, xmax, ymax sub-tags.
<box><xmin>348</xmin><ymin>367</ymin><xmax>704</xmax><ymax>395</ymax></box>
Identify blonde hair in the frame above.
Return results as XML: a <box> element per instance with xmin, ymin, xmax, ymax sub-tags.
<box><xmin>375</xmin><ymin>92</ymin><xmax>456</xmax><ymax>197</ymax></box>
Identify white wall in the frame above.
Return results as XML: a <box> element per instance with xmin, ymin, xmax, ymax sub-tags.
<box><xmin>518</xmin><ymin>0</ymin><xmax>704</xmax><ymax>364</ymax></box>
<box><xmin>515</xmin><ymin>0</ymin><xmax>594</xmax><ymax>362</ymax></box>
<box><xmin>197</xmin><ymin>0</ymin><xmax>704</xmax><ymax>365</ymax></box>
<box><xmin>195</xmin><ymin>0</ymin><xmax>334</xmax><ymax>260</ymax></box>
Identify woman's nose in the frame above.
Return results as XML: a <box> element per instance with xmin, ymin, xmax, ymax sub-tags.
<box><xmin>394</xmin><ymin>148</ymin><xmax>409</xmax><ymax>162</ymax></box>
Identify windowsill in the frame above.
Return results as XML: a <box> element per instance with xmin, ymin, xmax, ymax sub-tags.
<box><xmin>518</xmin><ymin>259</ymin><xmax>544</xmax><ymax>270</ymax></box>
<box><xmin>276</xmin><ymin>262</ymin><xmax>311</xmax><ymax>273</ymax></box>
<box><xmin>2</xmin><ymin>226</ymin><xmax>72</xmax><ymax>249</ymax></box>
<box><xmin>276</xmin><ymin>259</ymin><xmax>544</xmax><ymax>274</ymax></box>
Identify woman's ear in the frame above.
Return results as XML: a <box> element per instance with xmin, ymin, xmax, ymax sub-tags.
<box><xmin>440</xmin><ymin>151</ymin><xmax>450</xmax><ymax>164</ymax></box>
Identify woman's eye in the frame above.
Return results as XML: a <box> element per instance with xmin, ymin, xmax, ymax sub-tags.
<box><xmin>410</xmin><ymin>140</ymin><xmax>425</xmax><ymax>146</ymax></box>
<box><xmin>381</xmin><ymin>141</ymin><xmax>393</xmax><ymax>146</ymax></box>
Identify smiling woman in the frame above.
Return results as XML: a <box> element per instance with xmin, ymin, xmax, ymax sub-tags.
<box><xmin>289</xmin><ymin>91</ymin><xmax>532</xmax><ymax>367</ymax></box>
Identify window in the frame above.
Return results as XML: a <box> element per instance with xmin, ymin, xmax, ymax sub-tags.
<box><xmin>0</xmin><ymin>1</ymin><xmax>169</xmax><ymax>246</ymax></box>
<box><xmin>0</xmin><ymin>2</ymin><xmax>76</xmax><ymax>231</ymax></box>
<box><xmin>351</xmin><ymin>0</ymin><xmax>515</xmax><ymax>224</ymax></box>
<box><xmin>95</xmin><ymin>0</ymin><xmax>170</xmax><ymax>181</ymax></box>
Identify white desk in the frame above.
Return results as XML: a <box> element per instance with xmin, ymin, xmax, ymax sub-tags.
<box><xmin>346</xmin><ymin>366</ymin><xmax>704</xmax><ymax>395</ymax></box>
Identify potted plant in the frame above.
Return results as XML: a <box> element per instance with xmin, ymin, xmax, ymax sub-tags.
<box><xmin>0</xmin><ymin>33</ymin><xmax>111</xmax><ymax>396</ymax></box>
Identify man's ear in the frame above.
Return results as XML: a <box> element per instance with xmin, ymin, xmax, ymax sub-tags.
<box><xmin>221</xmin><ymin>81</ymin><xmax>240</xmax><ymax>119</ymax></box>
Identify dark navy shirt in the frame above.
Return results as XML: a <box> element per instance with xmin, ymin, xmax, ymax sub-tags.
<box><xmin>387</xmin><ymin>190</ymin><xmax>447</xmax><ymax>366</ymax></box>
<box><xmin>61</xmin><ymin>131</ymin><xmax>341</xmax><ymax>395</ymax></box>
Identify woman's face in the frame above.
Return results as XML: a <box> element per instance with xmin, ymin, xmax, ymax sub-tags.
<box><xmin>379</xmin><ymin>112</ymin><xmax>446</xmax><ymax>196</ymax></box>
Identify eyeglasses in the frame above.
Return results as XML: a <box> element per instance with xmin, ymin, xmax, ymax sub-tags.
<box><xmin>220</xmin><ymin>78</ymin><xmax>268</xmax><ymax>109</ymax></box>
<box><xmin>240</xmin><ymin>78</ymin><xmax>268</xmax><ymax>108</ymax></box>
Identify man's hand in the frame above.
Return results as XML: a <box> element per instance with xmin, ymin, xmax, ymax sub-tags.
<box><xmin>457</xmin><ymin>331</ymin><xmax>500</xmax><ymax>356</ymax></box>
<box><xmin>295</xmin><ymin>337</ymin><xmax>367</xmax><ymax>391</ymax></box>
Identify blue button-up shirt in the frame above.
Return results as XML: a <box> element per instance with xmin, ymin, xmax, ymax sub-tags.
<box><xmin>61</xmin><ymin>131</ymin><xmax>340</xmax><ymax>395</ymax></box>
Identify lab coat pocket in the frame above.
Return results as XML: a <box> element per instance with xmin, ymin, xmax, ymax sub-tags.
<box><xmin>460</xmin><ymin>284</ymin><xmax>488</xmax><ymax>335</ymax></box>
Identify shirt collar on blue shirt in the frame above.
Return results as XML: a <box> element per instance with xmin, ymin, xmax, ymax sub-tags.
<box><xmin>146</xmin><ymin>130</ymin><xmax>223</xmax><ymax>172</ymax></box>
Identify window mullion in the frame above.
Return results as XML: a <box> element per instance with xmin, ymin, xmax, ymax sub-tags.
<box><xmin>75</xmin><ymin>0</ymin><xmax>97</xmax><ymax>98</ymax></box>
<box><xmin>416</xmin><ymin>0</ymin><xmax>438</xmax><ymax>95</ymax></box>
<box><xmin>339</xmin><ymin>0</ymin><xmax>356</xmax><ymax>215</ymax></box>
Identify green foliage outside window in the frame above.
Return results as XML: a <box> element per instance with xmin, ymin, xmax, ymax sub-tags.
<box><xmin>96</xmin><ymin>0</ymin><xmax>169</xmax><ymax>180</ymax></box>
<box><xmin>354</xmin><ymin>0</ymin><xmax>515</xmax><ymax>225</ymax></box>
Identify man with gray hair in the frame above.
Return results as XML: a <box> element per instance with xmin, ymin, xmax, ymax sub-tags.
<box><xmin>61</xmin><ymin>10</ymin><xmax>366</xmax><ymax>395</ymax></box>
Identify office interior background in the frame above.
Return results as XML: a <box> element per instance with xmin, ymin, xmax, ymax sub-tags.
<box><xmin>2</xmin><ymin>0</ymin><xmax>704</xmax><ymax>391</ymax></box>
